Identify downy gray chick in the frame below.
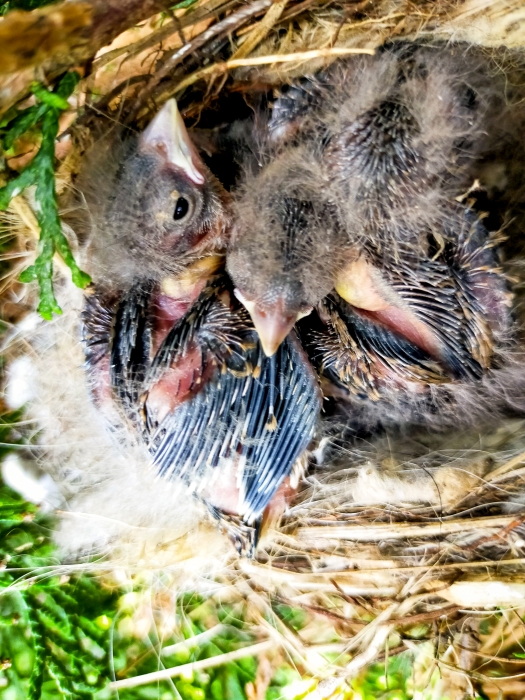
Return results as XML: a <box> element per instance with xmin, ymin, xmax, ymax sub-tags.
<box><xmin>78</xmin><ymin>100</ymin><xmax>230</xmax><ymax>290</ymax></box>
<box><xmin>227</xmin><ymin>42</ymin><xmax>524</xmax><ymax>427</ymax></box>
<box><xmin>79</xmin><ymin>100</ymin><xmax>321</xmax><ymax>554</ymax></box>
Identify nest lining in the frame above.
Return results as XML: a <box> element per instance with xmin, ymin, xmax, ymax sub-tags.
<box><xmin>3</xmin><ymin>0</ymin><xmax>525</xmax><ymax>697</ymax></box>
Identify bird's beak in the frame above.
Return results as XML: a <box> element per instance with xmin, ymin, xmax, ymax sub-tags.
<box><xmin>234</xmin><ymin>291</ymin><xmax>311</xmax><ymax>356</ymax></box>
<box><xmin>139</xmin><ymin>98</ymin><xmax>205</xmax><ymax>185</ymax></box>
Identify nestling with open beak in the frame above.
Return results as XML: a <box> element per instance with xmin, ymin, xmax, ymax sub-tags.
<box><xmin>79</xmin><ymin>99</ymin><xmax>321</xmax><ymax>554</ymax></box>
<box><xmin>78</xmin><ymin>99</ymin><xmax>229</xmax><ymax>290</ymax></box>
<box><xmin>227</xmin><ymin>42</ymin><xmax>521</xmax><ymax>425</ymax></box>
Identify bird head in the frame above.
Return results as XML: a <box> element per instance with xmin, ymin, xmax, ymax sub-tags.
<box><xmin>227</xmin><ymin>149</ymin><xmax>346</xmax><ymax>355</ymax></box>
<box><xmin>83</xmin><ymin>99</ymin><xmax>231</xmax><ymax>288</ymax></box>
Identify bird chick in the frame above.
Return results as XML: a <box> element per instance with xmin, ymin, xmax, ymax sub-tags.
<box><xmin>227</xmin><ymin>43</ymin><xmax>519</xmax><ymax>422</ymax></box>
<box><xmin>301</xmin><ymin>210</ymin><xmax>510</xmax><ymax>409</ymax></box>
<box><xmin>228</xmin><ymin>147</ymin><xmax>348</xmax><ymax>356</ymax></box>
<box><xmin>78</xmin><ymin>98</ymin><xmax>230</xmax><ymax>424</ymax></box>
<box><xmin>78</xmin><ymin>99</ymin><xmax>230</xmax><ymax>290</ymax></box>
<box><xmin>82</xmin><ymin>273</ymin><xmax>320</xmax><ymax>554</ymax></box>
<box><xmin>79</xmin><ymin>100</ymin><xmax>321</xmax><ymax>554</ymax></box>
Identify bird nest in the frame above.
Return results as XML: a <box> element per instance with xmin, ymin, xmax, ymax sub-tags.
<box><xmin>3</xmin><ymin>0</ymin><xmax>525</xmax><ymax>698</ymax></box>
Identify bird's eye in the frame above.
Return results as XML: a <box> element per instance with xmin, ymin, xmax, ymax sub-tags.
<box><xmin>173</xmin><ymin>196</ymin><xmax>190</xmax><ymax>221</ymax></box>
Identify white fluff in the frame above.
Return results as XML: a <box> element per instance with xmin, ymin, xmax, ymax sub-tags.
<box><xmin>5</xmin><ymin>355</ymin><xmax>37</xmax><ymax>409</ymax></box>
<box><xmin>348</xmin><ymin>459</ymin><xmax>489</xmax><ymax>509</ymax></box>
<box><xmin>4</xmin><ymin>278</ymin><xmax>233</xmax><ymax>580</ymax></box>
<box><xmin>2</xmin><ymin>453</ymin><xmax>61</xmax><ymax>512</ymax></box>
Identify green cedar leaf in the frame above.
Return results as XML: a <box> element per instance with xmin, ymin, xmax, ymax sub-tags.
<box><xmin>54</xmin><ymin>72</ymin><xmax>80</xmax><ymax>99</ymax></box>
<box><xmin>222</xmin><ymin>665</ymin><xmax>246</xmax><ymax>700</ymax></box>
<box><xmin>2</xmin><ymin>104</ymin><xmax>47</xmax><ymax>150</ymax></box>
<box><xmin>19</xmin><ymin>264</ymin><xmax>38</xmax><ymax>282</ymax></box>
<box><xmin>0</xmin><ymin>0</ymin><xmax>58</xmax><ymax>16</ymax></box>
<box><xmin>26</xmin><ymin>607</ymin><xmax>46</xmax><ymax>700</ymax></box>
<box><xmin>171</xmin><ymin>0</ymin><xmax>198</xmax><ymax>8</ymax></box>
<box><xmin>0</xmin><ymin>479</ymin><xmax>119</xmax><ymax>700</ymax></box>
<box><xmin>30</xmin><ymin>83</ymin><xmax>70</xmax><ymax>111</ymax></box>
<box><xmin>0</xmin><ymin>71</ymin><xmax>90</xmax><ymax>319</ymax></box>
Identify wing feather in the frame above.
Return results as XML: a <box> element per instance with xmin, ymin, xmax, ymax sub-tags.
<box><xmin>132</xmin><ymin>275</ymin><xmax>321</xmax><ymax>524</ymax></box>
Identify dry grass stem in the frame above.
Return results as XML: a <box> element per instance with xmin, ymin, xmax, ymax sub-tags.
<box><xmin>485</xmin><ymin>451</ymin><xmax>525</xmax><ymax>481</ymax></box>
<box><xmin>232</xmin><ymin>0</ymin><xmax>289</xmax><ymax>59</ymax></box>
<box><xmin>109</xmin><ymin>639</ymin><xmax>275</xmax><ymax>689</ymax></box>
<box><xmin>160</xmin><ymin>622</ymin><xmax>227</xmax><ymax>656</ymax></box>
<box><xmin>171</xmin><ymin>46</ymin><xmax>376</xmax><ymax>94</ymax></box>
<box><xmin>296</xmin><ymin>514</ymin><xmax>519</xmax><ymax>541</ymax></box>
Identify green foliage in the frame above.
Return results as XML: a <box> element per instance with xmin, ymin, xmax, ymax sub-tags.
<box><xmin>109</xmin><ymin>596</ymin><xmax>258</xmax><ymax>700</ymax></box>
<box><xmin>274</xmin><ymin>603</ymin><xmax>308</xmax><ymax>632</ymax></box>
<box><xmin>0</xmin><ymin>72</ymin><xmax>91</xmax><ymax>319</ymax></box>
<box><xmin>0</xmin><ymin>410</ymin><xmax>23</xmax><ymax>457</ymax></box>
<box><xmin>0</xmin><ymin>482</ymin><xmax>118</xmax><ymax>699</ymax></box>
<box><xmin>171</xmin><ymin>0</ymin><xmax>199</xmax><ymax>9</ymax></box>
<box><xmin>351</xmin><ymin>652</ymin><xmax>414</xmax><ymax>700</ymax></box>
<box><xmin>0</xmin><ymin>477</ymin><xmax>263</xmax><ymax>700</ymax></box>
<box><xmin>0</xmin><ymin>0</ymin><xmax>57</xmax><ymax>16</ymax></box>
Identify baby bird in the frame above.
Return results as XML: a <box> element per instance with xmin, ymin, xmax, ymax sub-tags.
<box><xmin>79</xmin><ymin>99</ymin><xmax>229</xmax><ymax>290</ymax></box>
<box><xmin>227</xmin><ymin>42</ymin><xmax>520</xmax><ymax>424</ymax></box>
<box><xmin>228</xmin><ymin>148</ymin><xmax>345</xmax><ymax>356</ymax></box>
<box><xmin>83</xmin><ymin>274</ymin><xmax>320</xmax><ymax>553</ymax></box>
<box><xmin>79</xmin><ymin>98</ymin><xmax>230</xmax><ymax>422</ymax></box>
<box><xmin>301</xmin><ymin>211</ymin><xmax>509</xmax><ymax>407</ymax></box>
<box><xmin>79</xmin><ymin>99</ymin><xmax>321</xmax><ymax>553</ymax></box>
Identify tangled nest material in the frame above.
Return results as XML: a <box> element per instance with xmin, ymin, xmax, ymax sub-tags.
<box><xmin>4</xmin><ymin>0</ymin><xmax>525</xmax><ymax>697</ymax></box>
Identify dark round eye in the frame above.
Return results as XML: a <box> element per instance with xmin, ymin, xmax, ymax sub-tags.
<box><xmin>173</xmin><ymin>196</ymin><xmax>189</xmax><ymax>221</ymax></box>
